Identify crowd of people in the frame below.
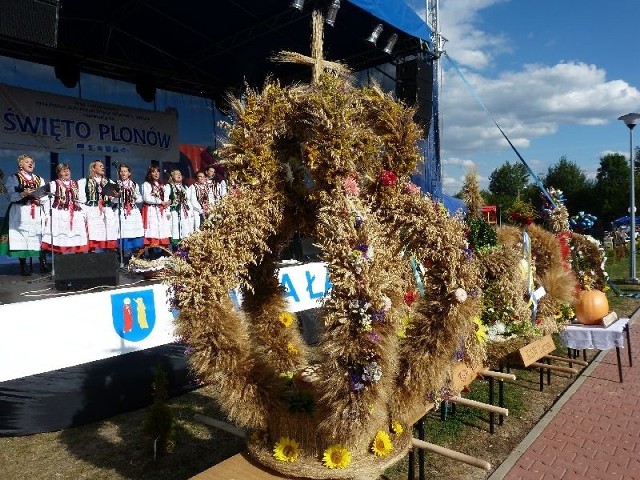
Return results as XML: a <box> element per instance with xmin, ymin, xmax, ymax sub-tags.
<box><xmin>0</xmin><ymin>154</ymin><xmax>227</xmax><ymax>276</ymax></box>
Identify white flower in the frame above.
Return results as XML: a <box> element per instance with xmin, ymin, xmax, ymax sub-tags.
<box><xmin>454</xmin><ymin>288</ymin><xmax>467</xmax><ymax>303</ymax></box>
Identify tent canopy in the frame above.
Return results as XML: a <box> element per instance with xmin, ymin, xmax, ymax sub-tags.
<box><xmin>0</xmin><ymin>0</ymin><xmax>431</xmax><ymax>101</ymax></box>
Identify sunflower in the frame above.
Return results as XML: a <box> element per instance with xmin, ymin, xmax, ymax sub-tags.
<box><xmin>472</xmin><ymin>316</ymin><xmax>488</xmax><ymax>343</ymax></box>
<box><xmin>371</xmin><ymin>431</ymin><xmax>393</xmax><ymax>456</ymax></box>
<box><xmin>322</xmin><ymin>444</ymin><xmax>352</xmax><ymax>469</ymax></box>
<box><xmin>286</xmin><ymin>342</ymin><xmax>298</xmax><ymax>355</ymax></box>
<box><xmin>278</xmin><ymin>312</ymin><xmax>295</xmax><ymax>328</ymax></box>
<box><xmin>391</xmin><ymin>420</ymin><xmax>404</xmax><ymax>435</ymax></box>
<box><xmin>273</xmin><ymin>437</ymin><xmax>300</xmax><ymax>463</ymax></box>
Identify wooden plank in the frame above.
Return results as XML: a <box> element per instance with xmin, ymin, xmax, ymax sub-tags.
<box><xmin>191</xmin><ymin>452</ymin><xmax>290</xmax><ymax>480</ymax></box>
<box><xmin>519</xmin><ymin>335</ymin><xmax>556</xmax><ymax>367</ymax></box>
<box><xmin>450</xmin><ymin>362</ymin><xmax>478</xmax><ymax>391</ymax></box>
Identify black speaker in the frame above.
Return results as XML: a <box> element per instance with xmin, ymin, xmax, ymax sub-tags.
<box><xmin>0</xmin><ymin>0</ymin><xmax>60</xmax><ymax>47</ymax></box>
<box><xmin>54</xmin><ymin>253</ymin><xmax>119</xmax><ymax>291</ymax></box>
<box><xmin>396</xmin><ymin>59</ymin><xmax>433</xmax><ymax>132</ymax></box>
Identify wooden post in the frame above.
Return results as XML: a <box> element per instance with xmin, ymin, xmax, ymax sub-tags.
<box><xmin>529</xmin><ymin>362</ymin><xmax>578</xmax><ymax>375</ymax></box>
<box><xmin>544</xmin><ymin>354</ymin><xmax>588</xmax><ymax>367</ymax></box>
<box><xmin>194</xmin><ymin>414</ymin><xmax>247</xmax><ymax>438</ymax></box>
<box><xmin>411</xmin><ymin>438</ymin><xmax>491</xmax><ymax>470</ymax></box>
<box><xmin>450</xmin><ymin>396</ymin><xmax>509</xmax><ymax>416</ymax></box>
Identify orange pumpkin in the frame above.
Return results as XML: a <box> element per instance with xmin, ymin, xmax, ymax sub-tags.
<box><xmin>574</xmin><ymin>289</ymin><xmax>609</xmax><ymax>325</ymax></box>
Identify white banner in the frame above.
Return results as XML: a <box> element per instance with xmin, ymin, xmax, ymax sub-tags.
<box><xmin>0</xmin><ymin>262</ymin><xmax>331</xmax><ymax>382</ymax></box>
<box><xmin>0</xmin><ymin>83</ymin><xmax>178</xmax><ymax>162</ymax></box>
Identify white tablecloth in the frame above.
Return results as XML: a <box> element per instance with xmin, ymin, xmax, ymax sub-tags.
<box><xmin>560</xmin><ymin>318</ymin><xmax>629</xmax><ymax>350</ymax></box>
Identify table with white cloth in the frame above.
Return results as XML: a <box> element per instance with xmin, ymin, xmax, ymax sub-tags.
<box><xmin>559</xmin><ymin>318</ymin><xmax>632</xmax><ymax>382</ymax></box>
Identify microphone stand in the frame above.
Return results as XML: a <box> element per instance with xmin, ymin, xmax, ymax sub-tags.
<box><xmin>117</xmin><ymin>180</ymin><xmax>124</xmax><ymax>269</ymax></box>
<box><xmin>46</xmin><ymin>190</ymin><xmax>56</xmax><ymax>278</ymax></box>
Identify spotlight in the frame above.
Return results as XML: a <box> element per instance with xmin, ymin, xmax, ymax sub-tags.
<box><xmin>366</xmin><ymin>24</ymin><xmax>383</xmax><ymax>45</ymax></box>
<box><xmin>290</xmin><ymin>0</ymin><xmax>304</xmax><ymax>10</ymax></box>
<box><xmin>383</xmin><ymin>33</ymin><xmax>399</xmax><ymax>55</ymax></box>
<box><xmin>135</xmin><ymin>73</ymin><xmax>156</xmax><ymax>103</ymax></box>
<box><xmin>325</xmin><ymin>0</ymin><xmax>340</xmax><ymax>27</ymax></box>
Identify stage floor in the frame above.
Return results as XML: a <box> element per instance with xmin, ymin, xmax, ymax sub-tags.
<box><xmin>0</xmin><ymin>257</ymin><xmax>156</xmax><ymax>306</ymax></box>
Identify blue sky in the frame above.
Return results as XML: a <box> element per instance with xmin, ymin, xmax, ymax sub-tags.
<box><xmin>1</xmin><ymin>0</ymin><xmax>640</xmax><ymax>201</ymax></box>
<box><xmin>407</xmin><ymin>0</ymin><xmax>640</xmax><ymax>194</ymax></box>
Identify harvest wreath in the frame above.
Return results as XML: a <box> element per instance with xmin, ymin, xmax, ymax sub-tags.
<box><xmin>167</xmin><ymin>36</ymin><xmax>485</xmax><ymax>480</ymax></box>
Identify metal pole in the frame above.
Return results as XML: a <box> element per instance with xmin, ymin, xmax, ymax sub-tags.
<box><xmin>630</xmin><ymin>125</ymin><xmax>636</xmax><ymax>281</ymax></box>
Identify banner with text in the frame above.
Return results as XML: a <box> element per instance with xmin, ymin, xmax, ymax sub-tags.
<box><xmin>0</xmin><ymin>83</ymin><xmax>178</xmax><ymax>162</ymax></box>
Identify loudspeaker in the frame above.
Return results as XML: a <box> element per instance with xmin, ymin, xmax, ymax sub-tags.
<box><xmin>0</xmin><ymin>0</ymin><xmax>60</xmax><ymax>47</ymax></box>
<box><xmin>396</xmin><ymin>59</ymin><xmax>433</xmax><ymax>133</ymax></box>
<box><xmin>54</xmin><ymin>253</ymin><xmax>119</xmax><ymax>291</ymax></box>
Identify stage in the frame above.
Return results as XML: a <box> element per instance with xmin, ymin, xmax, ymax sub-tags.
<box><xmin>0</xmin><ymin>255</ymin><xmax>328</xmax><ymax>436</ymax></box>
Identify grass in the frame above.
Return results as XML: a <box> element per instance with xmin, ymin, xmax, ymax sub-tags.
<box><xmin>2</xmin><ymin>252</ymin><xmax>639</xmax><ymax>480</ymax></box>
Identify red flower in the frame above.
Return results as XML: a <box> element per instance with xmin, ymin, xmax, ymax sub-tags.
<box><xmin>404</xmin><ymin>290</ymin><xmax>418</xmax><ymax>306</ymax></box>
<box><xmin>379</xmin><ymin>170</ymin><xmax>398</xmax><ymax>186</ymax></box>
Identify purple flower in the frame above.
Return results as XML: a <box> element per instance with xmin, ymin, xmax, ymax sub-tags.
<box><xmin>348</xmin><ymin>371</ymin><xmax>365</xmax><ymax>392</ymax></box>
<box><xmin>354</xmin><ymin>243</ymin><xmax>369</xmax><ymax>253</ymax></box>
<box><xmin>370</xmin><ymin>310</ymin><xmax>386</xmax><ymax>323</ymax></box>
<box><xmin>367</xmin><ymin>330</ymin><xmax>382</xmax><ymax>343</ymax></box>
<box><xmin>175</xmin><ymin>246</ymin><xmax>189</xmax><ymax>259</ymax></box>
<box><xmin>455</xmin><ymin>349</ymin><xmax>464</xmax><ymax>361</ymax></box>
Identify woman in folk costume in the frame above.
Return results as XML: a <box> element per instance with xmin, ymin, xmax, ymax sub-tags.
<box><xmin>204</xmin><ymin>163</ymin><xmax>228</xmax><ymax>208</ymax></box>
<box><xmin>78</xmin><ymin>160</ymin><xmax>119</xmax><ymax>251</ymax></box>
<box><xmin>112</xmin><ymin>163</ymin><xmax>144</xmax><ymax>252</ymax></box>
<box><xmin>0</xmin><ymin>154</ymin><xmax>50</xmax><ymax>276</ymax></box>
<box><xmin>41</xmin><ymin>163</ymin><xmax>88</xmax><ymax>254</ymax></box>
<box><xmin>167</xmin><ymin>168</ymin><xmax>195</xmax><ymax>245</ymax></box>
<box><xmin>187</xmin><ymin>170</ymin><xmax>209</xmax><ymax>229</ymax></box>
<box><xmin>141</xmin><ymin>165</ymin><xmax>170</xmax><ymax>247</ymax></box>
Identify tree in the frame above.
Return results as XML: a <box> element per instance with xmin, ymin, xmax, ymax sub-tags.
<box><xmin>544</xmin><ymin>156</ymin><xmax>595</xmax><ymax>215</ymax></box>
<box><xmin>594</xmin><ymin>153</ymin><xmax>630</xmax><ymax>228</ymax></box>
<box><xmin>488</xmin><ymin>161</ymin><xmax>529</xmax><ymax>198</ymax></box>
<box><xmin>486</xmin><ymin>161</ymin><xmax>530</xmax><ymax>213</ymax></box>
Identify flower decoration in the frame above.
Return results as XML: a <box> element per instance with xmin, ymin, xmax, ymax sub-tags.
<box><xmin>454</xmin><ymin>288</ymin><xmax>468</xmax><ymax>303</ymax></box>
<box><xmin>278</xmin><ymin>312</ymin><xmax>295</xmax><ymax>328</ymax></box>
<box><xmin>472</xmin><ymin>316</ymin><xmax>487</xmax><ymax>343</ymax></box>
<box><xmin>322</xmin><ymin>444</ymin><xmax>352</xmax><ymax>469</ymax></box>
<box><xmin>273</xmin><ymin>437</ymin><xmax>300</xmax><ymax>463</ymax></box>
<box><xmin>379</xmin><ymin>170</ymin><xmax>398</xmax><ymax>186</ymax></box>
<box><xmin>371</xmin><ymin>431</ymin><xmax>393</xmax><ymax>457</ymax></box>
<box><xmin>343</xmin><ymin>176</ymin><xmax>360</xmax><ymax>196</ymax></box>
<box><xmin>391</xmin><ymin>420</ymin><xmax>404</xmax><ymax>435</ymax></box>
<box><xmin>286</xmin><ymin>342</ymin><xmax>298</xmax><ymax>355</ymax></box>
<box><xmin>403</xmin><ymin>290</ymin><xmax>418</xmax><ymax>306</ymax></box>
<box><xmin>404</xmin><ymin>181</ymin><xmax>420</xmax><ymax>195</ymax></box>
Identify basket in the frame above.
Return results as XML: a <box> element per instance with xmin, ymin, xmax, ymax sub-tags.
<box><xmin>128</xmin><ymin>246</ymin><xmax>173</xmax><ymax>280</ymax></box>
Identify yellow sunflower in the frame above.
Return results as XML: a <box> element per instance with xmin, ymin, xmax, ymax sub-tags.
<box><xmin>322</xmin><ymin>444</ymin><xmax>352</xmax><ymax>469</ymax></box>
<box><xmin>472</xmin><ymin>316</ymin><xmax>487</xmax><ymax>343</ymax></box>
<box><xmin>391</xmin><ymin>420</ymin><xmax>404</xmax><ymax>435</ymax></box>
<box><xmin>273</xmin><ymin>437</ymin><xmax>300</xmax><ymax>463</ymax></box>
<box><xmin>371</xmin><ymin>431</ymin><xmax>393</xmax><ymax>456</ymax></box>
<box><xmin>286</xmin><ymin>342</ymin><xmax>298</xmax><ymax>355</ymax></box>
<box><xmin>278</xmin><ymin>312</ymin><xmax>295</xmax><ymax>328</ymax></box>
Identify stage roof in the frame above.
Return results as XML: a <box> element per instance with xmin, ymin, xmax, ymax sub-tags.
<box><xmin>0</xmin><ymin>0</ymin><xmax>431</xmax><ymax>101</ymax></box>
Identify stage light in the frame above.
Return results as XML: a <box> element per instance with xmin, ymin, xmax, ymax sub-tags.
<box><xmin>383</xmin><ymin>33</ymin><xmax>398</xmax><ymax>55</ymax></box>
<box><xmin>136</xmin><ymin>73</ymin><xmax>156</xmax><ymax>103</ymax></box>
<box><xmin>367</xmin><ymin>24</ymin><xmax>383</xmax><ymax>45</ymax></box>
<box><xmin>325</xmin><ymin>0</ymin><xmax>340</xmax><ymax>27</ymax></box>
<box><xmin>290</xmin><ymin>0</ymin><xmax>304</xmax><ymax>11</ymax></box>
